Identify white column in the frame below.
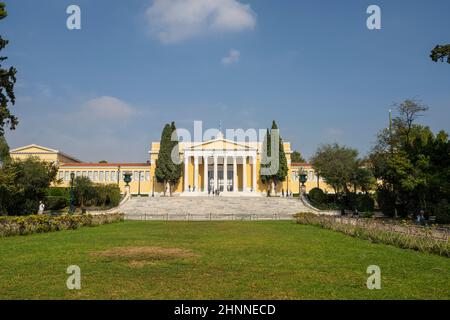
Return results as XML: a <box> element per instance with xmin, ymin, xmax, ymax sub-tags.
<box><xmin>242</xmin><ymin>156</ymin><xmax>247</xmax><ymax>192</ymax></box>
<box><xmin>184</xmin><ymin>155</ymin><xmax>189</xmax><ymax>192</ymax></box>
<box><xmin>252</xmin><ymin>156</ymin><xmax>257</xmax><ymax>192</ymax></box>
<box><xmin>203</xmin><ymin>155</ymin><xmax>208</xmax><ymax>192</ymax></box>
<box><xmin>223</xmin><ymin>156</ymin><xmax>228</xmax><ymax>192</ymax></box>
<box><xmin>194</xmin><ymin>156</ymin><xmax>199</xmax><ymax>192</ymax></box>
<box><xmin>233</xmin><ymin>156</ymin><xmax>237</xmax><ymax>192</ymax></box>
<box><xmin>213</xmin><ymin>156</ymin><xmax>218</xmax><ymax>192</ymax></box>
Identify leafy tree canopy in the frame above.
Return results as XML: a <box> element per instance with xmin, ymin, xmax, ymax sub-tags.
<box><xmin>0</xmin><ymin>2</ymin><xmax>18</xmax><ymax>135</ymax></box>
<box><xmin>430</xmin><ymin>44</ymin><xmax>450</xmax><ymax>64</ymax></box>
<box><xmin>291</xmin><ymin>150</ymin><xmax>306</xmax><ymax>163</ymax></box>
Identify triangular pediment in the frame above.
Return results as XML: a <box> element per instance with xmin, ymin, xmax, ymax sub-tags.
<box><xmin>10</xmin><ymin>144</ymin><xmax>58</xmax><ymax>154</ymax></box>
<box><xmin>189</xmin><ymin>138</ymin><xmax>256</xmax><ymax>151</ymax></box>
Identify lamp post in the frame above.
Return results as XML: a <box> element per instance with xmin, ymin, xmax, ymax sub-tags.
<box><xmin>138</xmin><ymin>171</ymin><xmax>142</xmax><ymax>196</ymax></box>
<box><xmin>152</xmin><ymin>175</ymin><xmax>155</xmax><ymax>197</ymax></box>
<box><xmin>69</xmin><ymin>172</ymin><xmax>75</xmax><ymax>214</ymax></box>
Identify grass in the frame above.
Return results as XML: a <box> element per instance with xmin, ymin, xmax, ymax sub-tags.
<box><xmin>0</xmin><ymin>221</ymin><xmax>449</xmax><ymax>300</ymax></box>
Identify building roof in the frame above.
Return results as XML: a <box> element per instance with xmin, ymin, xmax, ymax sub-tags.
<box><xmin>10</xmin><ymin>144</ymin><xmax>82</xmax><ymax>163</ymax></box>
<box><xmin>60</xmin><ymin>163</ymin><xmax>150</xmax><ymax>168</ymax></box>
<box><xmin>291</xmin><ymin>162</ymin><xmax>312</xmax><ymax>167</ymax></box>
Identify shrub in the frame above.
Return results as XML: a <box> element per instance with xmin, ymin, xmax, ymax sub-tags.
<box><xmin>308</xmin><ymin>188</ymin><xmax>327</xmax><ymax>204</ymax></box>
<box><xmin>376</xmin><ymin>187</ymin><xmax>396</xmax><ymax>217</ymax></box>
<box><xmin>45</xmin><ymin>196</ymin><xmax>67</xmax><ymax>210</ymax></box>
<box><xmin>356</xmin><ymin>194</ymin><xmax>375</xmax><ymax>212</ymax></box>
<box><xmin>433</xmin><ymin>200</ymin><xmax>450</xmax><ymax>224</ymax></box>
<box><xmin>47</xmin><ymin>187</ymin><xmax>69</xmax><ymax>197</ymax></box>
<box><xmin>0</xmin><ymin>213</ymin><xmax>124</xmax><ymax>237</ymax></box>
<box><xmin>293</xmin><ymin>213</ymin><xmax>450</xmax><ymax>257</ymax></box>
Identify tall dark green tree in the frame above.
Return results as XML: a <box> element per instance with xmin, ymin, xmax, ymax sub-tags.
<box><xmin>260</xmin><ymin>128</ymin><xmax>271</xmax><ymax>192</ymax></box>
<box><xmin>0</xmin><ymin>2</ymin><xmax>18</xmax><ymax>136</ymax></box>
<box><xmin>259</xmin><ymin>121</ymin><xmax>288</xmax><ymax>195</ymax></box>
<box><xmin>167</xmin><ymin>121</ymin><xmax>182</xmax><ymax>192</ymax></box>
<box><xmin>155</xmin><ymin>122</ymin><xmax>181</xmax><ymax>196</ymax></box>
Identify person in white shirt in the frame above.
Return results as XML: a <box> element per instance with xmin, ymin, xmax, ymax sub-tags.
<box><xmin>38</xmin><ymin>201</ymin><xmax>45</xmax><ymax>215</ymax></box>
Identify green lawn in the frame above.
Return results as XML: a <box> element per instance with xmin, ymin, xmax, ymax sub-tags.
<box><xmin>0</xmin><ymin>221</ymin><xmax>449</xmax><ymax>300</ymax></box>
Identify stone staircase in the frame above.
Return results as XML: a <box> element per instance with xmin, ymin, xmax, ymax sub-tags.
<box><xmin>119</xmin><ymin>196</ymin><xmax>317</xmax><ymax>218</ymax></box>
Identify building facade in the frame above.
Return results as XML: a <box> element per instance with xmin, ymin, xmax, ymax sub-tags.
<box><xmin>10</xmin><ymin>138</ymin><xmax>333</xmax><ymax>196</ymax></box>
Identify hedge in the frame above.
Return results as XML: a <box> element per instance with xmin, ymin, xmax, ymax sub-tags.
<box><xmin>294</xmin><ymin>212</ymin><xmax>449</xmax><ymax>257</ymax></box>
<box><xmin>0</xmin><ymin>213</ymin><xmax>124</xmax><ymax>237</ymax></box>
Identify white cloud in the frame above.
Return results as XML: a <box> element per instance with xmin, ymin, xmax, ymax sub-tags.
<box><xmin>221</xmin><ymin>49</ymin><xmax>240</xmax><ymax>65</ymax></box>
<box><xmin>81</xmin><ymin>96</ymin><xmax>136</xmax><ymax>119</ymax></box>
<box><xmin>146</xmin><ymin>0</ymin><xmax>256</xmax><ymax>44</ymax></box>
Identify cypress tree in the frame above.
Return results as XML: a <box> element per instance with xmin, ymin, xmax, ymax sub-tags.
<box><xmin>272</xmin><ymin>121</ymin><xmax>288</xmax><ymax>186</ymax></box>
<box><xmin>259</xmin><ymin>121</ymin><xmax>288</xmax><ymax>195</ymax></box>
<box><xmin>155</xmin><ymin>122</ymin><xmax>182</xmax><ymax>196</ymax></box>
<box><xmin>155</xmin><ymin>124</ymin><xmax>172</xmax><ymax>196</ymax></box>
<box><xmin>260</xmin><ymin>129</ymin><xmax>271</xmax><ymax>188</ymax></box>
<box><xmin>168</xmin><ymin>122</ymin><xmax>182</xmax><ymax>194</ymax></box>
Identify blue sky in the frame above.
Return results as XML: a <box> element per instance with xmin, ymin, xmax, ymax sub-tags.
<box><xmin>2</xmin><ymin>0</ymin><xmax>450</xmax><ymax>162</ymax></box>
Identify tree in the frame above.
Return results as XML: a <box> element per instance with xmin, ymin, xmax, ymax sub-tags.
<box><xmin>99</xmin><ymin>160</ymin><xmax>108</xmax><ymax>164</ymax></box>
<box><xmin>311</xmin><ymin>143</ymin><xmax>361</xmax><ymax>195</ymax></box>
<box><xmin>155</xmin><ymin>122</ymin><xmax>181</xmax><ymax>196</ymax></box>
<box><xmin>0</xmin><ymin>2</ymin><xmax>18</xmax><ymax>136</ymax></box>
<box><xmin>0</xmin><ymin>160</ymin><xmax>15</xmax><ymax>215</ymax></box>
<box><xmin>393</xmin><ymin>99</ymin><xmax>429</xmax><ymax>145</ymax></box>
<box><xmin>0</xmin><ymin>134</ymin><xmax>9</xmax><ymax>164</ymax></box>
<box><xmin>73</xmin><ymin>176</ymin><xmax>93</xmax><ymax>209</ymax></box>
<box><xmin>167</xmin><ymin>121</ymin><xmax>182</xmax><ymax>193</ymax></box>
<box><xmin>369</xmin><ymin>100</ymin><xmax>450</xmax><ymax>219</ymax></box>
<box><xmin>3</xmin><ymin>157</ymin><xmax>59</xmax><ymax>215</ymax></box>
<box><xmin>259</xmin><ymin>121</ymin><xmax>288</xmax><ymax>195</ymax></box>
<box><xmin>430</xmin><ymin>44</ymin><xmax>450</xmax><ymax>64</ymax></box>
<box><xmin>291</xmin><ymin>150</ymin><xmax>306</xmax><ymax>163</ymax></box>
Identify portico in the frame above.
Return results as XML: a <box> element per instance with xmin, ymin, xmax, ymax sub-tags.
<box><xmin>182</xmin><ymin>138</ymin><xmax>258</xmax><ymax>196</ymax></box>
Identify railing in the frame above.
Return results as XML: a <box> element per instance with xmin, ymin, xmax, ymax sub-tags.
<box><xmin>124</xmin><ymin>213</ymin><xmax>295</xmax><ymax>221</ymax></box>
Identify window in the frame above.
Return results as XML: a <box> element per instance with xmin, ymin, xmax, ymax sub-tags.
<box><xmin>105</xmin><ymin>171</ymin><xmax>109</xmax><ymax>182</ymax></box>
<box><xmin>88</xmin><ymin>171</ymin><xmax>93</xmax><ymax>180</ymax></box>
<box><xmin>59</xmin><ymin>171</ymin><xmax>64</xmax><ymax>180</ymax></box>
<box><xmin>82</xmin><ymin>171</ymin><xmax>87</xmax><ymax>177</ymax></box>
<box><xmin>99</xmin><ymin>171</ymin><xmax>104</xmax><ymax>182</ymax></box>
<box><xmin>65</xmin><ymin>171</ymin><xmax>69</xmax><ymax>181</ymax></box>
<box><xmin>93</xmin><ymin>171</ymin><xmax>98</xmax><ymax>181</ymax></box>
<box><xmin>76</xmin><ymin>171</ymin><xmax>81</xmax><ymax>177</ymax></box>
<box><xmin>145</xmin><ymin>171</ymin><xmax>150</xmax><ymax>181</ymax></box>
<box><xmin>111</xmin><ymin>171</ymin><xmax>116</xmax><ymax>182</ymax></box>
<box><xmin>134</xmin><ymin>171</ymin><xmax>139</xmax><ymax>181</ymax></box>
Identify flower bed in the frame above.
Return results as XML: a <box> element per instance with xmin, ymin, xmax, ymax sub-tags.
<box><xmin>0</xmin><ymin>213</ymin><xmax>124</xmax><ymax>237</ymax></box>
<box><xmin>294</xmin><ymin>212</ymin><xmax>450</xmax><ymax>257</ymax></box>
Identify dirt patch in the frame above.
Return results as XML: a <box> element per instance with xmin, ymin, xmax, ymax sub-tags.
<box><xmin>91</xmin><ymin>246</ymin><xmax>199</xmax><ymax>268</ymax></box>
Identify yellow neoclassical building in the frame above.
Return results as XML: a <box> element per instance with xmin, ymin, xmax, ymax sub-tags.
<box><xmin>10</xmin><ymin>137</ymin><xmax>332</xmax><ymax>196</ymax></box>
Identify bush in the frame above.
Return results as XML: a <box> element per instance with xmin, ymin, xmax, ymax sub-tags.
<box><xmin>308</xmin><ymin>188</ymin><xmax>327</xmax><ymax>204</ymax></box>
<box><xmin>433</xmin><ymin>200</ymin><xmax>450</xmax><ymax>224</ymax></box>
<box><xmin>355</xmin><ymin>194</ymin><xmax>375</xmax><ymax>212</ymax></box>
<box><xmin>45</xmin><ymin>196</ymin><xmax>67</xmax><ymax>210</ymax></box>
<box><xmin>47</xmin><ymin>187</ymin><xmax>69</xmax><ymax>197</ymax></box>
<box><xmin>0</xmin><ymin>213</ymin><xmax>124</xmax><ymax>237</ymax></box>
<box><xmin>376</xmin><ymin>187</ymin><xmax>396</xmax><ymax>217</ymax></box>
<box><xmin>94</xmin><ymin>184</ymin><xmax>121</xmax><ymax>207</ymax></box>
<box><xmin>293</xmin><ymin>212</ymin><xmax>450</xmax><ymax>257</ymax></box>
